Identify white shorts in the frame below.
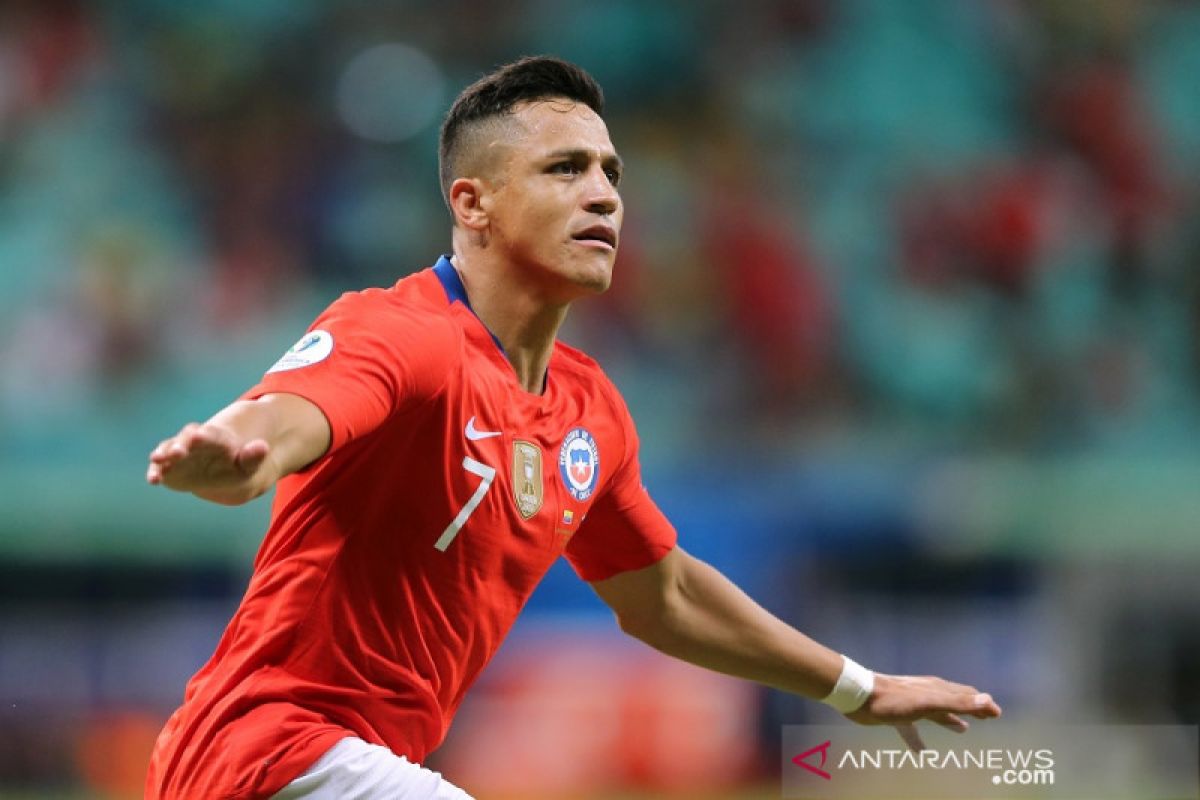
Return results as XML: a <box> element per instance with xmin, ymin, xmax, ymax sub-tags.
<box><xmin>271</xmin><ymin>737</ymin><xmax>474</xmax><ymax>800</ymax></box>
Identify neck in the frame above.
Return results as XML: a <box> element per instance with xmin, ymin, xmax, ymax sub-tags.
<box><xmin>451</xmin><ymin>253</ymin><xmax>569</xmax><ymax>394</ymax></box>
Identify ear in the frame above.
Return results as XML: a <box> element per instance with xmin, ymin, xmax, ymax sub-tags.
<box><xmin>449</xmin><ymin>177</ymin><xmax>490</xmax><ymax>231</ymax></box>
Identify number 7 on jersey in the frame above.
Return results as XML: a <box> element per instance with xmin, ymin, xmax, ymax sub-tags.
<box><xmin>434</xmin><ymin>456</ymin><xmax>496</xmax><ymax>551</ymax></box>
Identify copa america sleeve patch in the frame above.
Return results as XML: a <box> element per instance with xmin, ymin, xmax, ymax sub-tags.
<box><xmin>266</xmin><ymin>329</ymin><xmax>334</xmax><ymax>373</ymax></box>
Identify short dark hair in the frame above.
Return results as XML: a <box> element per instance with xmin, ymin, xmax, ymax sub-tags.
<box><xmin>438</xmin><ymin>56</ymin><xmax>605</xmax><ymax>209</ymax></box>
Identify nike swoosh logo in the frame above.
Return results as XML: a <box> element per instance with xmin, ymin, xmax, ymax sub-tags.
<box><xmin>465</xmin><ymin>416</ymin><xmax>502</xmax><ymax>441</ymax></box>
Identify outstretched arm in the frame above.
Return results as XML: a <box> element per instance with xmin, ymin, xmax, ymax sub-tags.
<box><xmin>591</xmin><ymin>547</ymin><xmax>1000</xmax><ymax>745</ymax></box>
<box><xmin>146</xmin><ymin>393</ymin><xmax>331</xmax><ymax>506</ymax></box>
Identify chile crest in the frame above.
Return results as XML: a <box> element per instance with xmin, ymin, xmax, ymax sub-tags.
<box><xmin>558</xmin><ymin>427</ymin><xmax>600</xmax><ymax>501</ymax></box>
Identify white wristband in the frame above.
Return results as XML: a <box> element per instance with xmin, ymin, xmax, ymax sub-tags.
<box><xmin>821</xmin><ymin>655</ymin><xmax>875</xmax><ymax>713</ymax></box>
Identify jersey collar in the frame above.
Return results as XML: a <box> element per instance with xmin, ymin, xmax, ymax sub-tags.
<box><xmin>433</xmin><ymin>254</ymin><xmax>505</xmax><ymax>352</ymax></box>
<box><xmin>432</xmin><ymin>254</ymin><xmax>555</xmax><ymax>396</ymax></box>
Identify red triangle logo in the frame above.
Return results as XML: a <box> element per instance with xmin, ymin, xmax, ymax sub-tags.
<box><xmin>792</xmin><ymin>739</ymin><xmax>832</xmax><ymax>780</ymax></box>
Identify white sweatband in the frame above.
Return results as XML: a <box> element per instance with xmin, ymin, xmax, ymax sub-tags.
<box><xmin>821</xmin><ymin>655</ymin><xmax>875</xmax><ymax>713</ymax></box>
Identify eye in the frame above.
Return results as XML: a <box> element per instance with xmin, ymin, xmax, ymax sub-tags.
<box><xmin>604</xmin><ymin>168</ymin><xmax>622</xmax><ymax>186</ymax></box>
<box><xmin>549</xmin><ymin>161</ymin><xmax>580</xmax><ymax>176</ymax></box>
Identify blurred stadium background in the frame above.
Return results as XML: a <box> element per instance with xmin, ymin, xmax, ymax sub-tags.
<box><xmin>2</xmin><ymin>0</ymin><xmax>1199</xmax><ymax>797</ymax></box>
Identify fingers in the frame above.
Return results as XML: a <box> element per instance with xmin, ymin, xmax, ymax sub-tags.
<box><xmin>150</xmin><ymin>423</ymin><xmax>204</xmax><ymax>462</ymax></box>
<box><xmin>910</xmin><ymin>675</ymin><xmax>1001</xmax><ymax>720</ymax></box>
<box><xmin>932</xmin><ymin>711</ymin><xmax>968</xmax><ymax>733</ymax></box>
<box><xmin>894</xmin><ymin>723</ymin><xmax>925</xmax><ymax>753</ymax></box>
<box><xmin>147</xmin><ymin>423</ymin><xmax>201</xmax><ymax>484</ymax></box>
<box><xmin>862</xmin><ymin>674</ymin><xmax>1002</xmax><ymax>729</ymax></box>
<box><xmin>855</xmin><ymin>676</ymin><xmax>1001</xmax><ymax>755</ymax></box>
<box><xmin>928</xmin><ymin>676</ymin><xmax>979</xmax><ymax>695</ymax></box>
<box><xmin>968</xmin><ymin>692</ymin><xmax>1002</xmax><ymax>718</ymax></box>
<box><xmin>920</xmin><ymin>678</ymin><xmax>1001</xmax><ymax>714</ymax></box>
<box><xmin>924</xmin><ymin>687</ymin><xmax>1000</xmax><ymax>722</ymax></box>
<box><xmin>234</xmin><ymin>440</ymin><xmax>270</xmax><ymax>476</ymax></box>
<box><xmin>146</xmin><ymin>422</ymin><xmax>245</xmax><ymax>488</ymax></box>
<box><xmin>935</xmin><ymin>685</ymin><xmax>1000</xmax><ymax>717</ymax></box>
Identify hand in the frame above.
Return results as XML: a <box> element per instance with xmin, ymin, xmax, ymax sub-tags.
<box><xmin>846</xmin><ymin>673</ymin><xmax>1002</xmax><ymax>751</ymax></box>
<box><xmin>146</xmin><ymin>422</ymin><xmax>271</xmax><ymax>505</ymax></box>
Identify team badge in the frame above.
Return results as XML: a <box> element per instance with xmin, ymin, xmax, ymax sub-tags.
<box><xmin>512</xmin><ymin>440</ymin><xmax>544</xmax><ymax>519</ymax></box>
<box><xmin>267</xmin><ymin>329</ymin><xmax>333</xmax><ymax>373</ymax></box>
<box><xmin>558</xmin><ymin>427</ymin><xmax>600</xmax><ymax>501</ymax></box>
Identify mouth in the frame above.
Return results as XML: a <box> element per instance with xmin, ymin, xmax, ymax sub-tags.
<box><xmin>571</xmin><ymin>225</ymin><xmax>617</xmax><ymax>251</ymax></box>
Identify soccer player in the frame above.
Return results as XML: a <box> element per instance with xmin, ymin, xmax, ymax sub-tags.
<box><xmin>144</xmin><ymin>56</ymin><xmax>1001</xmax><ymax>799</ymax></box>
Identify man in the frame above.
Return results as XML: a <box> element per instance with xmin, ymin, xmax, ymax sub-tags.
<box><xmin>144</xmin><ymin>56</ymin><xmax>1000</xmax><ymax>799</ymax></box>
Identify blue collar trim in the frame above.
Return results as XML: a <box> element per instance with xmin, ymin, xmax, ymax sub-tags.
<box><xmin>432</xmin><ymin>255</ymin><xmax>505</xmax><ymax>351</ymax></box>
<box><xmin>433</xmin><ymin>254</ymin><xmax>470</xmax><ymax>307</ymax></box>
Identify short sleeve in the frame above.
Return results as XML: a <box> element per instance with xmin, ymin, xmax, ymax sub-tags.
<box><xmin>564</xmin><ymin>388</ymin><xmax>677</xmax><ymax>582</ymax></box>
<box><xmin>242</xmin><ymin>290</ymin><xmax>454</xmax><ymax>454</ymax></box>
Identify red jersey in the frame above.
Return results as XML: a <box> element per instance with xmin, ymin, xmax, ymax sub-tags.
<box><xmin>145</xmin><ymin>257</ymin><xmax>677</xmax><ymax>800</ymax></box>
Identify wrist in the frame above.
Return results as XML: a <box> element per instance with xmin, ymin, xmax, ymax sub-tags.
<box><xmin>821</xmin><ymin>654</ymin><xmax>875</xmax><ymax>714</ymax></box>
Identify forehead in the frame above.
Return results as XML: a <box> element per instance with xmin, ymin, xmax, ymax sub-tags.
<box><xmin>507</xmin><ymin>99</ymin><xmax>615</xmax><ymax>156</ymax></box>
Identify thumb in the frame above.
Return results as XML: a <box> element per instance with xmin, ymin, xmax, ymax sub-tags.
<box><xmin>234</xmin><ymin>440</ymin><xmax>270</xmax><ymax>476</ymax></box>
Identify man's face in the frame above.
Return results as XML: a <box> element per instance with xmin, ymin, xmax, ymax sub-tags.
<box><xmin>481</xmin><ymin>99</ymin><xmax>623</xmax><ymax>299</ymax></box>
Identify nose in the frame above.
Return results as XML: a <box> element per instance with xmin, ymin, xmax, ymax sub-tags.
<box><xmin>583</xmin><ymin>166</ymin><xmax>619</xmax><ymax>216</ymax></box>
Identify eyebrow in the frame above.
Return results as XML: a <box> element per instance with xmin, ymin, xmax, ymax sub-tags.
<box><xmin>544</xmin><ymin>148</ymin><xmax>624</xmax><ymax>173</ymax></box>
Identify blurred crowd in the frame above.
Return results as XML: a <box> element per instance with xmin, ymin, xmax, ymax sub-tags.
<box><xmin>3</xmin><ymin>0</ymin><xmax>1200</xmax><ymax>461</ymax></box>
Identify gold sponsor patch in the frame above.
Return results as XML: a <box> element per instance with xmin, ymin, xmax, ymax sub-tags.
<box><xmin>512</xmin><ymin>439</ymin><xmax>543</xmax><ymax>519</ymax></box>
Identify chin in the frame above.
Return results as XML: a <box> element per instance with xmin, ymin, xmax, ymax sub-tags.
<box><xmin>528</xmin><ymin>250</ymin><xmax>615</xmax><ymax>299</ymax></box>
<box><xmin>548</xmin><ymin>257</ymin><xmax>611</xmax><ymax>295</ymax></box>
<box><xmin>573</xmin><ymin>264</ymin><xmax>614</xmax><ymax>294</ymax></box>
